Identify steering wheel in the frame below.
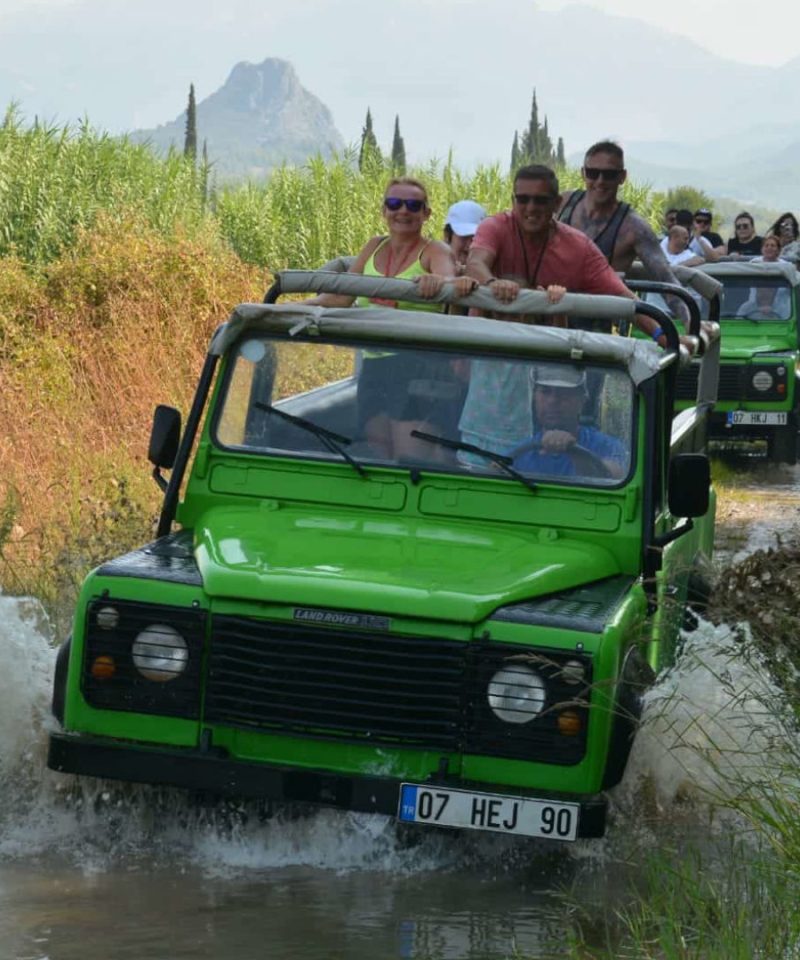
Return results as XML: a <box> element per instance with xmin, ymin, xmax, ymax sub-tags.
<box><xmin>512</xmin><ymin>439</ymin><xmax>612</xmax><ymax>479</ymax></box>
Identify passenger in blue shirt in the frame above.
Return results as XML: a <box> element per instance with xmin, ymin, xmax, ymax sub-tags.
<box><xmin>511</xmin><ymin>364</ymin><xmax>628</xmax><ymax>479</ymax></box>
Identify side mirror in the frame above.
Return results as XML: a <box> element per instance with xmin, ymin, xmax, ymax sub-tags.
<box><xmin>148</xmin><ymin>405</ymin><xmax>181</xmax><ymax>470</ymax></box>
<box><xmin>668</xmin><ymin>453</ymin><xmax>710</xmax><ymax>518</ymax></box>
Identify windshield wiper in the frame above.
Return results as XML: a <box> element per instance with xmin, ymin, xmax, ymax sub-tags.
<box><xmin>410</xmin><ymin>430</ymin><xmax>537</xmax><ymax>493</ymax></box>
<box><xmin>255</xmin><ymin>402</ymin><xmax>366</xmax><ymax>478</ymax></box>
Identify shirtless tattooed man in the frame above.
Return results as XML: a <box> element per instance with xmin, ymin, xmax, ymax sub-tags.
<box><xmin>558</xmin><ymin>140</ymin><xmax>684</xmax><ymax>291</ymax></box>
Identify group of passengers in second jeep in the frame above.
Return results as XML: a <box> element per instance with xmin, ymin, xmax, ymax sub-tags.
<box><xmin>310</xmin><ymin>138</ymin><xmax>800</xmax><ymax>467</ymax></box>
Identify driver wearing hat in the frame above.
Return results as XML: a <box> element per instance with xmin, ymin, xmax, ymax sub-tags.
<box><xmin>511</xmin><ymin>364</ymin><xmax>628</xmax><ymax>478</ymax></box>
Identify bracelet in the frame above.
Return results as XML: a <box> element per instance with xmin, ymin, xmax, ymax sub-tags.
<box><xmin>651</xmin><ymin>326</ymin><xmax>664</xmax><ymax>342</ymax></box>
<box><xmin>485</xmin><ymin>277</ymin><xmax>498</xmax><ymax>286</ymax></box>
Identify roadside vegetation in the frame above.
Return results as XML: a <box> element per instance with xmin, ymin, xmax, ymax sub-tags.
<box><xmin>1</xmin><ymin>117</ymin><xmax>798</xmax><ymax>959</ymax></box>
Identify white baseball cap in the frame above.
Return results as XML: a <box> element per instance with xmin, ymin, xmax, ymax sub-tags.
<box><xmin>531</xmin><ymin>363</ymin><xmax>586</xmax><ymax>389</ymax></box>
<box><xmin>445</xmin><ymin>200</ymin><xmax>487</xmax><ymax>237</ymax></box>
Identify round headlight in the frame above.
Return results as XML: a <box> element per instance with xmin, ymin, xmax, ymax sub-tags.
<box><xmin>132</xmin><ymin>624</ymin><xmax>188</xmax><ymax>682</ymax></box>
<box><xmin>752</xmin><ymin>370</ymin><xmax>774</xmax><ymax>392</ymax></box>
<box><xmin>488</xmin><ymin>664</ymin><xmax>546</xmax><ymax>724</ymax></box>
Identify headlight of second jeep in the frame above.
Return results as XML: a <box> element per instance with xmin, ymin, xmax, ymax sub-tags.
<box><xmin>751</xmin><ymin>369</ymin><xmax>775</xmax><ymax>392</ymax></box>
<box><xmin>132</xmin><ymin>624</ymin><xmax>189</xmax><ymax>682</ymax></box>
<box><xmin>487</xmin><ymin>663</ymin><xmax>546</xmax><ymax>724</ymax></box>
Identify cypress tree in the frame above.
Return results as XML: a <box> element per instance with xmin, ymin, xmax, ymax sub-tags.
<box><xmin>521</xmin><ymin>90</ymin><xmax>540</xmax><ymax>163</ymax></box>
<box><xmin>510</xmin><ymin>130</ymin><xmax>520</xmax><ymax>173</ymax></box>
<box><xmin>184</xmin><ymin>83</ymin><xmax>197</xmax><ymax>162</ymax></box>
<box><xmin>358</xmin><ymin>108</ymin><xmax>381</xmax><ymax>171</ymax></box>
<box><xmin>539</xmin><ymin>116</ymin><xmax>553</xmax><ymax>164</ymax></box>
<box><xmin>514</xmin><ymin>89</ymin><xmax>565</xmax><ymax>168</ymax></box>
<box><xmin>391</xmin><ymin>115</ymin><xmax>406</xmax><ymax>173</ymax></box>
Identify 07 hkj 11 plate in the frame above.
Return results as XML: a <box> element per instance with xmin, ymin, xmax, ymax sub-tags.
<box><xmin>727</xmin><ymin>411</ymin><xmax>787</xmax><ymax>426</ymax></box>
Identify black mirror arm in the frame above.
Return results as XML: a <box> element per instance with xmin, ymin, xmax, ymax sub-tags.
<box><xmin>651</xmin><ymin>518</ymin><xmax>694</xmax><ymax>550</ymax></box>
<box><xmin>152</xmin><ymin>465</ymin><xmax>169</xmax><ymax>494</ymax></box>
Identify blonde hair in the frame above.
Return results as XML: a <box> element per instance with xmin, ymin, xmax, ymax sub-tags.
<box><xmin>384</xmin><ymin>176</ymin><xmax>429</xmax><ymax>206</ymax></box>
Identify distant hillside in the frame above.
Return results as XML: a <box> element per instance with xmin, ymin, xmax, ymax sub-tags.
<box><xmin>622</xmin><ymin>124</ymin><xmax>800</xmax><ymax>210</ymax></box>
<box><xmin>130</xmin><ymin>58</ymin><xmax>345</xmax><ymax>180</ymax></box>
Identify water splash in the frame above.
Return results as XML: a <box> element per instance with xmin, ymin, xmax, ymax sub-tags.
<box><xmin>1</xmin><ymin>592</ymin><xmax>796</xmax><ymax>877</ymax></box>
<box><xmin>615</xmin><ymin>617</ymin><xmax>798</xmax><ymax>830</ymax></box>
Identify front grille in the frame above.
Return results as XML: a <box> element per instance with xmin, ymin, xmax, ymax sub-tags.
<box><xmin>83</xmin><ymin>599</ymin><xmax>205</xmax><ymax>717</ymax></box>
<box><xmin>205</xmin><ymin>617</ymin><xmax>467</xmax><ymax>749</ymax></box>
<box><xmin>205</xmin><ymin>616</ymin><xmax>591</xmax><ymax>765</ymax></box>
<box><xmin>677</xmin><ymin>363</ymin><xmax>744</xmax><ymax>402</ymax></box>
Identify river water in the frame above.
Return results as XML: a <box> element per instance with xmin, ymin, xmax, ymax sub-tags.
<box><xmin>1</xmin><ymin>465</ymin><xmax>798</xmax><ymax>960</ymax></box>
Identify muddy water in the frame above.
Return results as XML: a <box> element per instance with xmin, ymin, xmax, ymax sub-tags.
<box><xmin>2</xmin><ymin>463</ymin><xmax>798</xmax><ymax>960</ymax></box>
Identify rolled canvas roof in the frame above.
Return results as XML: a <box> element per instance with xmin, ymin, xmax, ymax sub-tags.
<box><xmin>211</xmin><ymin>297</ymin><xmax>665</xmax><ymax>388</ymax></box>
<box><xmin>698</xmin><ymin>260</ymin><xmax>800</xmax><ymax>285</ymax></box>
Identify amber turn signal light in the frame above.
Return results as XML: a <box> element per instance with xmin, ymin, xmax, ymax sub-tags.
<box><xmin>90</xmin><ymin>655</ymin><xmax>116</xmax><ymax>680</ymax></box>
<box><xmin>557</xmin><ymin>710</ymin><xmax>582</xmax><ymax>736</ymax></box>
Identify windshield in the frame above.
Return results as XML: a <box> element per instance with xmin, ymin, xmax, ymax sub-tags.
<box><xmin>214</xmin><ymin>336</ymin><xmax>635</xmax><ymax>487</ymax></box>
<box><xmin>644</xmin><ymin>276</ymin><xmax>794</xmax><ymax>322</ymax></box>
<box><xmin>717</xmin><ymin>276</ymin><xmax>794</xmax><ymax>320</ymax></box>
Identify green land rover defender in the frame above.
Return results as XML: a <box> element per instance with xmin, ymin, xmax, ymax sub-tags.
<box><xmin>678</xmin><ymin>260</ymin><xmax>800</xmax><ymax>463</ymax></box>
<box><xmin>47</xmin><ymin>272</ymin><xmax>719</xmax><ymax>842</ymax></box>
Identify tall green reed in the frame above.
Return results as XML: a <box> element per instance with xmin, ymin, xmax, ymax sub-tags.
<box><xmin>0</xmin><ymin>106</ymin><xmax>211</xmax><ymax>263</ymax></box>
<box><xmin>1</xmin><ymin>110</ymin><xmax>668</xmax><ymax>271</ymax></box>
<box><xmin>214</xmin><ymin>151</ymin><xmax>667</xmax><ymax>270</ymax></box>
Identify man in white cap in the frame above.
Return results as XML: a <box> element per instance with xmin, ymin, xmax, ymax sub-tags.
<box><xmin>444</xmin><ymin>200</ymin><xmax>487</xmax><ymax>275</ymax></box>
<box><xmin>511</xmin><ymin>364</ymin><xmax>628</xmax><ymax>479</ymax></box>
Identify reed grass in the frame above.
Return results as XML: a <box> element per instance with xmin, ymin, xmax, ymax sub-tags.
<box><xmin>0</xmin><ymin>106</ymin><xmax>211</xmax><ymax>264</ymax></box>
<box><xmin>215</xmin><ymin>152</ymin><xmax>666</xmax><ymax>270</ymax></box>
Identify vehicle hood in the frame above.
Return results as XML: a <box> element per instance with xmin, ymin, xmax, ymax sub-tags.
<box><xmin>194</xmin><ymin>505</ymin><xmax>621</xmax><ymax>623</ymax></box>
<box><xmin>721</xmin><ymin>340</ymin><xmax>795</xmax><ymax>360</ymax></box>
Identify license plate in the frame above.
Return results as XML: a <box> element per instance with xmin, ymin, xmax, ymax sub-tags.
<box><xmin>727</xmin><ymin>411</ymin><xmax>787</xmax><ymax>426</ymax></box>
<box><xmin>397</xmin><ymin>783</ymin><xmax>579</xmax><ymax>841</ymax></box>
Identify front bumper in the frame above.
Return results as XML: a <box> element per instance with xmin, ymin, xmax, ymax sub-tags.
<box><xmin>47</xmin><ymin>732</ymin><xmax>607</xmax><ymax>838</ymax></box>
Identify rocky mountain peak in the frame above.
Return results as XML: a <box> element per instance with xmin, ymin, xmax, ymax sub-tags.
<box><xmin>132</xmin><ymin>57</ymin><xmax>344</xmax><ymax>180</ymax></box>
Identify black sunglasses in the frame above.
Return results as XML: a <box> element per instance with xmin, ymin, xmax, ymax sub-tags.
<box><xmin>735</xmin><ymin>222</ymin><xmax>751</xmax><ymax>229</ymax></box>
<box><xmin>583</xmin><ymin>167</ymin><xmax>623</xmax><ymax>182</ymax></box>
<box><xmin>694</xmin><ymin>218</ymin><xmax>711</xmax><ymax>225</ymax></box>
<box><xmin>513</xmin><ymin>193</ymin><xmax>554</xmax><ymax>207</ymax></box>
<box><xmin>384</xmin><ymin>197</ymin><xmax>426</xmax><ymax>212</ymax></box>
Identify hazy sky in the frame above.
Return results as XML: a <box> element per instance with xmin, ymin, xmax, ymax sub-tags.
<box><xmin>1</xmin><ymin>0</ymin><xmax>798</xmax><ymax>67</ymax></box>
<box><xmin>538</xmin><ymin>0</ymin><xmax>800</xmax><ymax>66</ymax></box>
<box><xmin>2</xmin><ymin>0</ymin><xmax>800</xmax><ymax>172</ymax></box>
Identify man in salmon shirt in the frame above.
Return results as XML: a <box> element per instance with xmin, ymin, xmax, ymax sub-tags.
<box><xmin>465</xmin><ymin>163</ymin><xmax>665</xmax><ymax>342</ymax></box>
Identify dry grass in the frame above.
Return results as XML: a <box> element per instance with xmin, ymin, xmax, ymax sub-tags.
<box><xmin>0</xmin><ymin>213</ymin><xmax>266</xmax><ymax>618</ymax></box>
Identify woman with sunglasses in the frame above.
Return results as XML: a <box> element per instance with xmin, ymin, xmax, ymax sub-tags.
<box><xmin>306</xmin><ymin>176</ymin><xmax>476</xmax><ymax>458</ymax></box>
<box><xmin>308</xmin><ymin>176</ymin><xmax>475</xmax><ymax>309</ymax></box>
<box><xmin>766</xmin><ymin>212</ymin><xmax>800</xmax><ymax>263</ymax></box>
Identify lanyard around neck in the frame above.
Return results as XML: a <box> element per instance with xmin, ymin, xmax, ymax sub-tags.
<box><xmin>516</xmin><ymin>220</ymin><xmax>552</xmax><ymax>288</ymax></box>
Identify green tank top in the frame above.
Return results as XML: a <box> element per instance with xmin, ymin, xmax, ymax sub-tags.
<box><xmin>355</xmin><ymin>238</ymin><xmax>443</xmax><ymax>313</ymax></box>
